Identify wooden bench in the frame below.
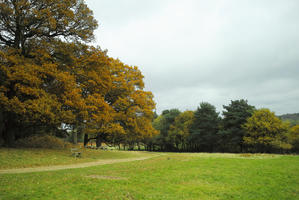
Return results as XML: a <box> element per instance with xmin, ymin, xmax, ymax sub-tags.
<box><xmin>71</xmin><ymin>148</ymin><xmax>82</xmax><ymax>158</ymax></box>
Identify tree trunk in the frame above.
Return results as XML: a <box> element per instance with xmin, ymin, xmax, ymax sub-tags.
<box><xmin>96</xmin><ymin>133</ymin><xmax>103</xmax><ymax>148</ymax></box>
<box><xmin>0</xmin><ymin>111</ymin><xmax>4</xmax><ymax>146</ymax></box>
<box><xmin>3</xmin><ymin>116</ymin><xmax>17</xmax><ymax>147</ymax></box>
<box><xmin>3</xmin><ymin>126</ymin><xmax>16</xmax><ymax>147</ymax></box>
<box><xmin>72</xmin><ymin>131</ymin><xmax>77</xmax><ymax>144</ymax></box>
<box><xmin>84</xmin><ymin>134</ymin><xmax>89</xmax><ymax>147</ymax></box>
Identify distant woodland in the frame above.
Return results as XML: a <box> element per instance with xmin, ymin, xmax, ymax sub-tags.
<box><xmin>150</xmin><ymin>101</ymin><xmax>299</xmax><ymax>153</ymax></box>
<box><xmin>279</xmin><ymin>113</ymin><xmax>299</xmax><ymax>126</ymax></box>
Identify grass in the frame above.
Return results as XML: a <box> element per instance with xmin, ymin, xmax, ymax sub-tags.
<box><xmin>0</xmin><ymin>151</ymin><xmax>298</xmax><ymax>199</ymax></box>
<box><xmin>0</xmin><ymin>148</ymin><xmax>153</xmax><ymax>169</ymax></box>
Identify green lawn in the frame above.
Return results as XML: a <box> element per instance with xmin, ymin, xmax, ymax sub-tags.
<box><xmin>0</xmin><ymin>148</ymin><xmax>152</xmax><ymax>169</ymax></box>
<box><xmin>0</xmin><ymin>151</ymin><xmax>298</xmax><ymax>200</ymax></box>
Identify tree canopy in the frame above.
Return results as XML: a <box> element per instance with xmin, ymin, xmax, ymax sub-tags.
<box><xmin>220</xmin><ymin>99</ymin><xmax>255</xmax><ymax>152</ymax></box>
<box><xmin>148</xmin><ymin>101</ymin><xmax>297</xmax><ymax>153</ymax></box>
<box><xmin>243</xmin><ymin>108</ymin><xmax>290</xmax><ymax>153</ymax></box>
<box><xmin>0</xmin><ymin>0</ymin><xmax>157</xmax><ymax>148</ymax></box>
<box><xmin>0</xmin><ymin>0</ymin><xmax>97</xmax><ymax>55</ymax></box>
<box><xmin>190</xmin><ymin>102</ymin><xmax>220</xmax><ymax>152</ymax></box>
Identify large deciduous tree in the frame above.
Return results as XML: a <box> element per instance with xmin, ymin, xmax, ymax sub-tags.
<box><xmin>0</xmin><ymin>0</ymin><xmax>98</xmax><ymax>146</ymax></box>
<box><xmin>0</xmin><ymin>0</ymin><xmax>157</xmax><ymax>147</ymax></box>
<box><xmin>0</xmin><ymin>46</ymin><xmax>83</xmax><ymax>145</ymax></box>
<box><xmin>0</xmin><ymin>0</ymin><xmax>97</xmax><ymax>55</ymax></box>
<box><xmin>243</xmin><ymin>108</ymin><xmax>289</xmax><ymax>153</ymax></box>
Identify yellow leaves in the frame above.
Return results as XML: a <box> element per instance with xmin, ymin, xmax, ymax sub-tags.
<box><xmin>6</xmin><ymin>96</ymin><xmax>26</xmax><ymax>114</ymax></box>
<box><xmin>290</xmin><ymin>125</ymin><xmax>299</xmax><ymax>135</ymax></box>
<box><xmin>63</xmin><ymin>9</ymin><xmax>75</xmax><ymax>19</ymax></box>
<box><xmin>0</xmin><ymin>33</ymin><xmax>157</xmax><ymax>144</ymax></box>
<box><xmin>63</xmin><ymin>88</ymin><xmax>84</xmax><ymax>109</ymax></box>
<box><xmin>14</xmin><ymin>84</ymin><xmax>41</xmax><ymax>98</ymax></box>
<box><xmin>243</xmin><ymin>108</ymin><xmax>289</xmax><ymax>148</ymax></box>
<box><xmin>286</xmin><ymin>125</ymin><xmax>299</xmax><ymax>147</ymax></box>
<box><xmin>49</xmin><ymin>17</ymin><xmax>57</xmax><ymax>29</ymax></box>
<box><xmin>105</xmin><ymin>58</ymin><xmax>156</xmax><ymax>141</ymax></box>
<box><xmin>0</xmin><ymin>86</ymin><xmax>7</xmax><ymax>93</ymax></box>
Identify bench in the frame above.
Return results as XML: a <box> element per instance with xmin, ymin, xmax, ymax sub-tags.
<box><xmin>71</xmin><ymin>148</ymin><xmax>82</xmax><ymax>158</ymax></box>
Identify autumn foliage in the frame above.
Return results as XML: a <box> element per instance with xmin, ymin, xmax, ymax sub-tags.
<box><xmin>0</xmin><ymin>0</ymin><xmax>157</xmax><ymax>147</ymax></box>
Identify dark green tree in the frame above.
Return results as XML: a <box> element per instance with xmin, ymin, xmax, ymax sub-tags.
<box><xmin>152</xmin><ymin>109</ymin><xmax>180</xmax><ymax>151</ymax></box>
<box><xmin>190</xmin><ymin>102</ymin><xmax>220</xmax><ymax>152</ymax></box>
<box><xmin>220</xmin><ymin>99</ymin><xmax>255</xmax><ymax>152</ymax></box>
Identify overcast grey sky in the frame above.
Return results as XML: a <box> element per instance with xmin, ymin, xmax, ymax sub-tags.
<box><xmin>85</xmin><ymin>0</ymin><xmax>299</xmax><ymax>115</ymax></box>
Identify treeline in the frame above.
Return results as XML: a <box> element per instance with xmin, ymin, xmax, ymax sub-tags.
<box><xmin>279</xmin><ymin>113</ymin><xmax>299</xmax><ymax>126</ymax></box>
<box><xmin>147</xmin><ymin>100</ymin><xmax>299</xmax><ymax>153</ymax></box>
<box><xmin>0</xmin><ymin>0</ymin><xmax>157</xmax><ymax>147</ymax></box>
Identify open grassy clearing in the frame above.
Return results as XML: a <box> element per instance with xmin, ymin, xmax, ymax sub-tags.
<box><xmin>0</xmin><ymin>148</ymin><xmax>154</xmax><ymax>169</ymax></box>
<box><xmin>0</xmin><ymin>152</ymin><xmax>298</xmax><ymax>200</ymax></box>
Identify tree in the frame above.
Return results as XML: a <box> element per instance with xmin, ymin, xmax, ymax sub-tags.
<box><xmin>243</xmin><ymin>108</ymin><xmax>289</xmax><ymax>153</ymax></box>
<box><xmin>152</xmin><ymin>109</ymin><xmax>181</xmax><ymax>151</ymax></box>
<box><xmin>0</xmin><ymin>0</ymin><xmax>99</xmax><ymax>146</ymax></box>
<box><xmin>0</xmin><ymin>47</ymin><xmax>82</xmax><ymax>145</ymax></box>
<box><xmin>279</xmin><ymin>113</ymin><xmax>299</xmax><ymax>126</ymax></box>
<box><xmin>0</xmin><ymin>0</ymin><xmax>158</xmax><ymax>148</ymax></box>
<box><xmin>109</xmin><ymin>60</ymin><xmax>156</xmax><ymax>148</ymax></box>
<box><xmin>220</xmin><ymin>99</ymin><xmax>255</xmax><ymax>152</ymax></box>
<box><xmin>190</xmin><ymin>102</ymin><xmax>220</xmax><ymax>152</ymax></box>
<box><xmin>168</xmin><ymin>110</ymin><xmax>194</xmax><ymax>151</ymax></box>
<box><xmin>0</xmin><ymin>0</ymin><xmax>97</xmax><ymax>55</ymax></box>
<box><xmin>287</xmin><ymin>125</ymin><xmax>299</xmax><ymax>153</ymax></box>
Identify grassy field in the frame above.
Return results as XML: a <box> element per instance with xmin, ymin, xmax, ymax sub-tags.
<box><xmin>0</xmin><ymin>148</ymin><xmax>153</xmax><ymax>169</ymax></box>
<box><xmin>0</xmin><ymin>150</ymin><xmax>298</xmax><ymax>200</ymax></box>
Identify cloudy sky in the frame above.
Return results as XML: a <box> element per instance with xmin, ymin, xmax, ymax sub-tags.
<box><xmin>85</xmin><ymin>0</ymin><xmax>299</xmax><ymax>115</ymax></box>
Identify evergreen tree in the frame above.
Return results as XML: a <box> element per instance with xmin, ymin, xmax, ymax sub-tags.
<box><xmin>190</xmin><ymin>102</ymin><xmax>220</xmax><ymax>152</ymax></box>
<box><xmin>220</xmin><ymin>99</ymin><xmax>255</xmax><ymax>152</ymax></box>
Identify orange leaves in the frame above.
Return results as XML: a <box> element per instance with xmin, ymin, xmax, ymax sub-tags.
<box><xmin>0</xmin><ymin>36</ymin><xmax>156</xmax><ymax>144</ymax></box>
<box><xmin>0</xmin><ymin>0</ymin><xmax>159</xmax><ymax>146</ymax></box>
<box><xmin>14</xmin><ymin>84</ymin><xmax>41</xmax><ymax>98</ymax></box>
<box><xmin>49</xmin><ymin>17</ymin><xmax>57</xmax><ymax>30</ymax></box>
<box><xmin>105</xmin><ymin>58</ymin><xmax>156</xmax><ymax>142</ymax></box>
<box><xmin>5</xmin><ymin>96</ymin><xmax>26</xmax><ymax>114</ymax></box>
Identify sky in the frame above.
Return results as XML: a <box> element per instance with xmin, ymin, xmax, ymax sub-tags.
<box><xmin>85</xmin><ymin>0</ymin><xmax>299</xmax><ymax>115</ymax></box>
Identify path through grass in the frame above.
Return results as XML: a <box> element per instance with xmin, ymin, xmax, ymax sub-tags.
<box><xmin>0</xmin><ymin>148</ymin><xmax>154</xmax><ymax>169</ymax></box>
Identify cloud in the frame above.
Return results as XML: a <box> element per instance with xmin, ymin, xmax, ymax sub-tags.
<box><xmin>86</xmin><ymin>0</ymin><xmax>299</xmax><ymax>115</ymax></box>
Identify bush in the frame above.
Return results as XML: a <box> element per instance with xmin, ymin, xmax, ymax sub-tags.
<box><xmin>15</xmin><ymin>135</ymin><xmax>72</xmax><ymax>149</ymax></box>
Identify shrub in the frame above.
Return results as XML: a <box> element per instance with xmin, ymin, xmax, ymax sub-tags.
<box><xmin>15</xmin><ymin>135</ymin><xmax>72</xmax><ymax>149</ymax></box>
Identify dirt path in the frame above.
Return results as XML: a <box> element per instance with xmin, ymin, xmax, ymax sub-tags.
<box><xmin>0</xmin><ymin>155</ymin><xmax>160</xmax><ymax>174</ymax></box>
